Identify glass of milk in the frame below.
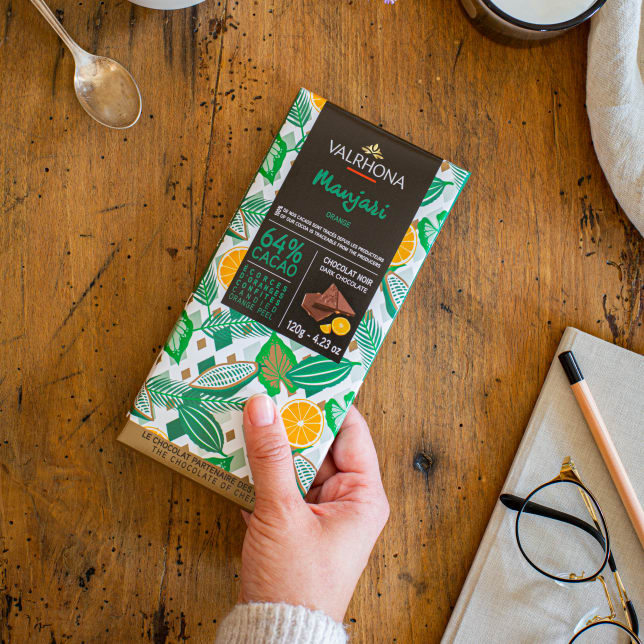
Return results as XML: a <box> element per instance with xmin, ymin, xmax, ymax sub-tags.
<box><xmin>459</xmin><ymin>0</ymin><xmax>608</xmax><ymax>41</ymax></box>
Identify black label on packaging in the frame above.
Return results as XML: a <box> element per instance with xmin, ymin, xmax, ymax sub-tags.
<box><xmin>222</xmin><ymin>102</ymin><xmax>441</xmax><ymax>362</ymax></box>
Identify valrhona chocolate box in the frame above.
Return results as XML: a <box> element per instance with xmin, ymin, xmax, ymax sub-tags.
<box><xmin>118</xmin><ymin>89</ymin><xmax>469</xmax><ymax>509</ymax></box>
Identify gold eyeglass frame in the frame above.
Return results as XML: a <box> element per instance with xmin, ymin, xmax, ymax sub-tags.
<box><xmin>501</xmin><ymin>457</ymin><xmax>640</xmax><ymax>644</ymax></box>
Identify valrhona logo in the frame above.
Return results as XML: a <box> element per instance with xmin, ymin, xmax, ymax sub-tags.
<box><xmin>329</xmin><ymin>140</ymin><xmax>405</xmax><ymax>190</ymax></box>
<box><xmin>361</xmin><ymin>143</ymin><xmax>383</xmax><ymax>159</ymax></box>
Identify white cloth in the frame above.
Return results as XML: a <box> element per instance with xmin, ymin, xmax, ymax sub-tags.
<box><xmin>215</xmin><ymin>603</ymin><xmax>348</xmax><ymax>644</ymax></box>
<box><xmin>587</xmin><ymin>0</ymin><xmax>644</xmax><ymax>234</ymax></box>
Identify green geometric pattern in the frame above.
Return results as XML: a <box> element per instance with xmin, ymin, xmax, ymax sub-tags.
<box><xmin>127</xmin><ymin>88</ymin><xmax>470</xmax><ymax>493</ymax></box>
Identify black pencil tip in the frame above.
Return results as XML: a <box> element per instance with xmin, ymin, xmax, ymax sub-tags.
<box><xmin>559</xmin><ymin>351</ymin><xmax>584</xmax><ymax>384</ymax></box>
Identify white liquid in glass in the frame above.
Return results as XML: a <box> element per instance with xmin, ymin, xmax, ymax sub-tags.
<box><xmin>491</xmin><ymin>0</ymin><xmax>597</xmax><ymax>24</ymax></box>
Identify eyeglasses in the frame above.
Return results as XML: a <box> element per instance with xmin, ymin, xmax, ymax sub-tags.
<box><xmin>501</xmin><ymin>457</ymin><xmax>640</xmax><ymax>643</ymax></box>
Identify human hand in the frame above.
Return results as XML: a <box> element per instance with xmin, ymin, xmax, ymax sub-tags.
<box><xmin>239</xmin><ymin>394</ymin><xmax>389</xmax><ymax>623</ymax></box>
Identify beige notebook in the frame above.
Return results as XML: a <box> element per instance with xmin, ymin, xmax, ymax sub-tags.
<box><xmin>442</xmin><ymin>327</ymin><xmax>643</xmax><ymax>643</ymax></box>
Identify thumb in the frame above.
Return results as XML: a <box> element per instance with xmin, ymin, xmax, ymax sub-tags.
<box><xmin>243</xmin><ymin>394</ymin><xmax>302</xmax><ymax>512</ymax></box>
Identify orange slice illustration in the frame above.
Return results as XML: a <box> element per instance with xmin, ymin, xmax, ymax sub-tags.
<box><xmin>217</xmin><ymin>246</ymin><xmax>247</xmax><ymax>289</ymax></box>
<box><xmin>280</xmin><ymin>399</ymin><xmax>324</xmax><ymax>449</ymax></box>
<box><xmin>143</xmin><ymin>426</ymin><xmax>169</xmax><ymax>440</ymax></box>
<box><xmin>390</xmin><ymin>226</ymin><xmax>417</xmax><ymax>267</ymax></box>
<box><xmin>331</xmin><ymin>317</ymin><xmax>351</xmax><ymax>336</ymax></box>
<box><xmin>310</xmin><ymin>92</ymin><xmax>327</xmax><ymax>112</ymax></box>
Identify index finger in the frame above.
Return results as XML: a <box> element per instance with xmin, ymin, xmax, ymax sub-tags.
<box><xmin>330</xmin><ymin>405</ymin><xmax>382</xmax><ymax>480</ymax></box>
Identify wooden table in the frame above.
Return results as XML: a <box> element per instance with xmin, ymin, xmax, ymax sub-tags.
<box><xmin>1</xmin><ymin>0</ymin><xmax>642</xmax><ymax>641</ymax></box>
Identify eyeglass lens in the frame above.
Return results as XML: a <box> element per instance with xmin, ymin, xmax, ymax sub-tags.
<box><xmin>517</xmin><ymin>480</ymin><xmax>608</xmax><ymax>581</ymax></box>
<box><xmin>570</xmin><ymin>620</ymin><xmax>640</xmax><ymax>643</ymax></box>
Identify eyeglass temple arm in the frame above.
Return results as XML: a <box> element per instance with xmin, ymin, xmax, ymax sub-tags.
<box><xmin>500</xmin><ymin>493</ymin><xmax>606</xmax><ymax>545</ymax></box>
<box><xmin>631</xmin><ymin>604</ymin><xmax>640</xmax><ymax>636</ymax></box>
<box><xmin>500</xmin><ymin>494</ymin><xmax>639</xmax><ymax>635</ymax></box>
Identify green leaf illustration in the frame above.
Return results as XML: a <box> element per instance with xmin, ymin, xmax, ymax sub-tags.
<box><xmin>200</xmin><ymin>309</ymin><xmax>268</xmax><ymax>342</ymax></box>
<box><xmin>418</xmin><ymin>211</ymin><xmax>448</xmax><ymax>253</ymax></box>
<box><xmin>189</xmin><ymin>361</ymin><xmax>258</xmax><ymax>394</ymax></box>
<box><xmin>226</xmin><ymin>210</ymin><xmax>249</xmax><ymax>241</ymax></box>
<box><xmin>256</xmin><ymin>333</ymin><xmax>297</xmax><ymax>396</ymax></box>
<box><xmin>177</xmin><ymin>404</ymin><xmax>226</xmax><ymax>455</ymax></box>
<box><xmin>146</xmin><ymin>375</ymin><xmax>205</xmax><ymax>408</ymax></box>
<box><xmin>199</xmin><ymin>397</ymin><xmax>246</xmax><ymax>413</ymax></box>
<box><xmin>383</xmin><ymin>270</ymin><xmax>409</xmax><ymax>318</ymax></box>
<box><xmin>325</xmin><ymin>399</ymin><xmax>344</xmax><ymax>436</ymax></box>
<box><xmin>324</xmin><ymin>391</ymin><xmax>355</xmax><ymax>437</ymax></box>
<box><xmin>239</xmin><ymin>195</ymin><xmax>273</xmax><ymax>228</ymax></box>
<box><xmin>344</xmin><ymin>391</ymin><xmax>356</xmax><ymax>407</ymax></box>
<box><xmin>205</xmin><ymin>454</ymin><xmax>234</xmax><ymax>471</ymax></box>
<box><xmin>259</xmin><ymin>133</ymin><xmax>288</xmax><ymax>184</ymax></box>
<box><xmin>146</xmin><ymin>375</ymin><xmax>244</xmax><ymax>410</ymax></box>
<box><xmin>286</xmin><ymin>89</ymin><xmax>312</xmax><ymax>136</ymax></box>
<box><xmin>129</xmin><ymin>406</ymin><xmax>151</xmax><ymax>423</ymax></box>
<box><xmin>194</xmin><ymin>264</ymin><xmax>218</xmax><ymax>308</ymax></box>
<box><xmin>288</xmin><ymin>357</ymin><xmax>359</xmax><ymax>397</ymax></box>
<box><xmin>422</xmin><ymin>177</ymin><xmax>453</xmax><ymax>206</ymax></box>
<box><xmin>164</xmin><ymin>311</ymin><xmax>194</xmax><ymax>365</ymax></box>
<box><xmin>132</xmin><ymin>384</ymin><xmax>154</xmax><ymax>421</ymax></box>
<box><xmin>449</xmin><ymin>163</ymin><xmax>470</xmax><ymax>191</ymax></box>
<box><xmin>355</xmin><ymin>310</ymin><xmax>382</xmax><ymax>372</ymax></box>
<box><xmin>293</xmin><ymin>453</ymin><xmax>317</xmax><ymax>494</ymax></box>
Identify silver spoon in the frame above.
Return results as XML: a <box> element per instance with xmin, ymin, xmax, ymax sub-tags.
<box><xmin>30</xmin><ymin>0</ymin><xmax>142</xmax><ymax>129</ymax></box>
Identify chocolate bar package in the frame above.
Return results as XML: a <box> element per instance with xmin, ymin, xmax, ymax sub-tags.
<box><xmin>118</xmin><ymin>89</ymin><xmax>469</xmax><ymax>509</ymax></box>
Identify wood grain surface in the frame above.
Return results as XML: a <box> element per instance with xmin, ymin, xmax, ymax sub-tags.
<box><xmin>0</xmin><ymin>0</ymin><xmax>642</xmax><ymax>642</ymax></box>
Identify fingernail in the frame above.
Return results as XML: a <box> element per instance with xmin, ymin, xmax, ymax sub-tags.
<box><xmin>247</xmin><ymin>394</ymin><xmax>275</xmax><ymax>427</ymax></box>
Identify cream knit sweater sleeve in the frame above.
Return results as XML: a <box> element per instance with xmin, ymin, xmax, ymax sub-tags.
<box><xmin>215</xmin><ymin>603</ymin><xmax>348</xmax><ymax>644</ymax></box>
